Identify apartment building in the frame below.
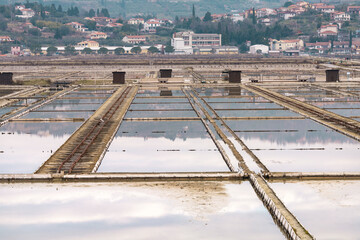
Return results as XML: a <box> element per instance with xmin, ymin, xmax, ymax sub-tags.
<box><xmin>270</xmin><ymin>39</ymin><xmax>304</xmax><ymax>51</ymax></box>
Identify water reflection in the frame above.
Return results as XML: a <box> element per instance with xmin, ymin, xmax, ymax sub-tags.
<box><xmin>130</xmin><ymin>103</ymin><xmax>193</xmax><ymax>110</ymax></box>
<box><xmin>298</xmin><ymin>97</ymin><xmax>359</xmax><ymax>102</ymax></box>
<box><xmin>0</xmin><ymin>181</ymin><xmax>284</xmax><ymax>240</ymax></box>
<box><xmin>205</xmin><ymin>97</ymin><xmax>270</xmax><ymax>103</ymax></box>
<box><xmin>310</xmin><ymin>102</ymin><xmax>360</xmax><ymax>109</ymax></box>
<box><xmin>226</xmin><ymin>119</ymin><xmax>326</xmax><ymax>132</ymax></box>
<box><xmin>53</xmin><ymin>99</ymin><xmax>107</xmax><ymax>104</ymax></box>
<box><xmin>216</xmin><ymin>110</ymin><xmax>299</xmax><ymax>118</ymax></box>
<box><xmin>0</xmin><ymin>122</ymin><xmax>82</xmax><ymax>173</ymax></box>
<box><xmin>65</xmin><ymin>93</ymin><xmax>112</xmax><ymax>98</ymax></box>
<box><xmin>21</xmin><ymin>111</ymin><xmax>94</xmax><ymax>119</ymax></box>
<box><xmin>325</xmin><ymin>108</ymin><xmax>360</xmax><ymax>117</ymax></box>
<box><xmin>137</xmin><ymin>89</ymin><xmax>185</xmax><ymax>97</ymax></box>
<box><xmin>0</xmin><ymin>106</ymin><xmax>16</xmax><ymax>118</ymax></box>
<box><xmin>1</xmin><ymin>99</ymin><xmax>39</xmax><ymax>119</ymax></box>
<box><xmin>229</xmin><ymin>119</ymin><xmax>360</xmax><ymax>172</ymax></box>
<box><xmin>210</xmin><ymin>102</ymin><xmax>281</xmax><ymax>110</ymax></box>
<box><xmin>195</xmin><ymin>87</ymin><xmax>255</xmax><ymax>97</ymax></box>
<box><xmin>0</xmin><ymin>88</ymin><xmax>111</xmax><ymax>173</ymax></box>
<box><xmin>271</xmin><ymin>180</ymin><xmax>360</xmax><ymax>239</ymax></box>
<box><xmin>125</xmin><ymin>110</ymin><xmax>197</xmax><ymax>118</ymax></box>
<box><xmin>36</xmin><ymin>103</ymin><xmax>101</xmax><ymax>111</ymax></box>
<box><xmin>98</xmin><ymin>121</ymin><xmax>228</xmax><ymax>172</ymax></box>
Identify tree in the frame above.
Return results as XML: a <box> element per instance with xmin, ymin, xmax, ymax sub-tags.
<box><xmin>54</xmin><ymin>28</ymin><xmax>62</xmax><ymax>39</ymax></box>
<box><xmin>101</xmin><ymin>8</ymin><xmax>110</xmax><ymax>17</ymax></box>
<box><xmin>0</xmin><ymin>5</ymin><xmax>12</xmax><ymax>19</ymax></box>
<box><xmin>30</xmin><ymin>44</ymin><xmax>42</xmax><ymax>54</ymax></box>
<box><xmin>121</xmin><ymin>23</ymin><xmax>137</xmax><ymax>33</ymax></box>
<box><xmin>0</xmin><ymin>43</ymin><xmax>10</xmax><ymax>54</ymax></box>
<box><xmin>54</xmin><ymin>25</ymin><xmax>70</xmax><ymax>39</ymax></box>
<box><xmin>131</xmin><ymin>46</ymin><xmax>141</xmax><ymax>54</ymax></box>
<box><xmin>88</xmin><ymin>9</ymin><xmax>95</xmax><ymax>17</ymax></box>
<box><xmin>0</xmin><ymin>18</ymin><xmax>7</xmax><ymax>31</ymax></box>
<box><xmin>192</xmin><ymin>4</ymin><xmax>195</xmax><ymax>18</ymax></box>
<box><xmin>82</xmin><ymin>48</ymin><xmax>93</xmax><ymax>54</ymax></box>
<box><xmin>47</xmin><ymin>46</ymin><xmax>57</xmax><ymax>56</ymax></box>
<box><xmin>156</xmin><ymin>27</ymin><xmax>172</xmax><ymax>36</ymax></box>
<box><xmin>50</xmin><ymin>4</ymin><xmax>57</xmax><ymax>16</ymax></box>
<box><xmin>350</xmin><ymin>31</ymin><xmax>353</xmax><ymax>50</ymax></box>
<box><xmin>67</xmin><ymin>6</ymin><xmax>79</xmax><ymax>16</ymax></box>
<box><xmin>57</xmin><ymin>5</ymin><xmax>63</xmax><ymax>12</ymax></box>
<box><xmin>74</xmin><ymin>7</ymin><xmax>79</xmax><ymax>16</ymax></box>
<box><xmin>222</xmin><ymin>26</ymin><xmax>229</xmax><ymax>45</ymax></box>
<box><xmin>252</xmin><ymin>7</ymin><xmax>257</xmax><ymax>25</ymax></box>
<box><xmin>203</xmin><ymin>12</ymin><xmax>212</xmax><ymax>22</ymax></box>
<box><xmin>59</xmin><ymin>25</ymin><xmax>70</xmax><ymax>35</ymax></box>
<box><xmin>239</xmin><ymin>43</ymin><xmax>248</xmax><ymax>53</ymax></box>
<box><xmin>64</xmin><ymin>45</ymin><xmax>76</xmax><ymax>55</ymax></box>
<box><xmin>284</xmin><ymin>1</ymin><xmax>293</xmax><ymax>8</ymax></box>
<box><xmin>85</xmin><ymin>21</ymin><xmax>97</xmax><ymax>31</ymax></box>
<box><xmin>98</xmin><ymin>47</ymin><xmax>108</xmax><ymax>54</ymax></box>
<box><xmin>29</xmin><ymin>28</ymin><xmax>41</xmax><ymax>36</ymax></box>
<box><xmin>164</xmin><ymin>45</ymin><xmax>174</xmax><ymax>53</ymax></box>
<box><xmin>115</xmin><ymin>47</ymin><xmax>125</xmax><ymax>55</ymax></box>
<box><xmin>148</xmin><ymin>46</ymin><xmax>159</xmax><ymax>54</ymax></box>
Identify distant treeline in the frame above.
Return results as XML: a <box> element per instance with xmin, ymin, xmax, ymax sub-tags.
<box><xmin>0</xmin><ymin>0</ymin><xmax>288</xmax><ymax>19</ymax></box>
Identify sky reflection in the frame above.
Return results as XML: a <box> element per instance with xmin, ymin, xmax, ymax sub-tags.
<box><xmin>271</xmin><ymin>180</ymin><xmax>360</xmax><ymax>239</ymax></box>
<box><xmin>231</xmin><ymin>120</ymin><xmax>359</xmax><ymax>172</ymax></box>
<box><xmin>0</xmin><ymin>181</ymin><xmax>284</xmax><ymax>240</ymax></box>
<box><xmin>98</xmin><ymin>121</ymin><xmax>228</xmax><ymax>172</ymax></box>
<box><xmin>0</xmin><ymin>122</ymin><xmax>81</xmax><ymax>173</ymax></box>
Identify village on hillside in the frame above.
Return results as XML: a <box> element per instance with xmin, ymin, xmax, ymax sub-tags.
<box><xmin>0</xmin><ymin>1</ymin><xmax>360</xmax><ymax>57</ymax></box>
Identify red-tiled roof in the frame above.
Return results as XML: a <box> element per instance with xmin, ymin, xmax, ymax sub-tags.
<box><xmin>126</xmin><ymin>35</ymin><xmax>146</xmax><ymax>39</ymax></box>
<box><xmin>320</xmin><ymin>31</ymin><xmax>337</xmax><ymax>35</ymax></box>
<box><xmin>282</xmin><ymin>39</ymin><xmax>302</xmax><ymax>43</ymax></box>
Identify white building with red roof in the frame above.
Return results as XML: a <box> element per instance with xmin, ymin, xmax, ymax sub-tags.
<box><xmin>144</xmin><ymin>19</ymin><xmax>162</xmax><ymax>32</ymax></box>
<box><xmin>0</xmin><ymin>36</ymin><xmax>13</xmax><ymax>43</ymax></box>
<box><xmin>77</xmin><ymin>40</ymin><xmax>99</xmax><ymax>48</ymax></box>
<box><xmin>311</xmin><ymin>3</ymin><xmax>325</xmax><ymax>9</ymax></box>
<box><xmin>65</xmin><ymin>22</ymin><xmax>88</xmax><ymax>32</ymax></box>
<box><xmin>106</xmin><ymin>23</ymin><xmax>123</xmax><ymax>28</ymax></box>
<box><xmin>269</xmin><ymin>39</ymin><xmax>304</xmax><ymax>51</ymax></box>
<box><xmin>230</xmin><ymin>13</ymin><xmax>245</xmax><ymax>22</ymax></box>
<box><xmin>318</xmin><ymin>24</ymin><xmax>338</xmax><ymax>37</ymax></box>
<box><xmin>332</xmin><ymin>12</ymin><xmax>350</xmax><ymax>21</ymax></box>
<box><xmin>306</xmin><ymin>41</ymin><xmax>331</xmax><ymax>53</ymax></box>
<box><xmin>16</xmin><ymin>8</ymin><xmax>35</xmax><ymax>18</ymax></box>
<box><xmin>279</xmin><ymin>11</ymin><xmax>296</xmax><ymax>20</ymax></box>
<box><xmin>347</xmin><ymin>6</ymin><xmax>360</xmax><ymax>15</ymax></box>
<box><xmin>122</xmin><ymin>35</ymin><xmax>147</xmax><ymax>44</ymax></box>
<box><xmin>128</xmin><ymin>18</ymin><xmax>145</xmax><ymax>25</ymax></box>
<box><xmin>296</xmin><ymin>1</ymin><xmax>310</xmax><ymax>8</ymax></box>
<box><xmin>315</xmin><ymin>5</ymin><xmax>335</xmax><ymax>13</ymax></box>
<box><xmin>88</xmin><ymin>31</ymin><xmax>108</xmax><ymax>39</ymax></box>
<box><xmin>210</xmin><ymin>14</ymin><xmax>227</xmax><ymax>22</ymax></box>
<box><xmin>256</xmin><ymin>8</ymin><xmax>277</xmax><ymax>18</ymax></box>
